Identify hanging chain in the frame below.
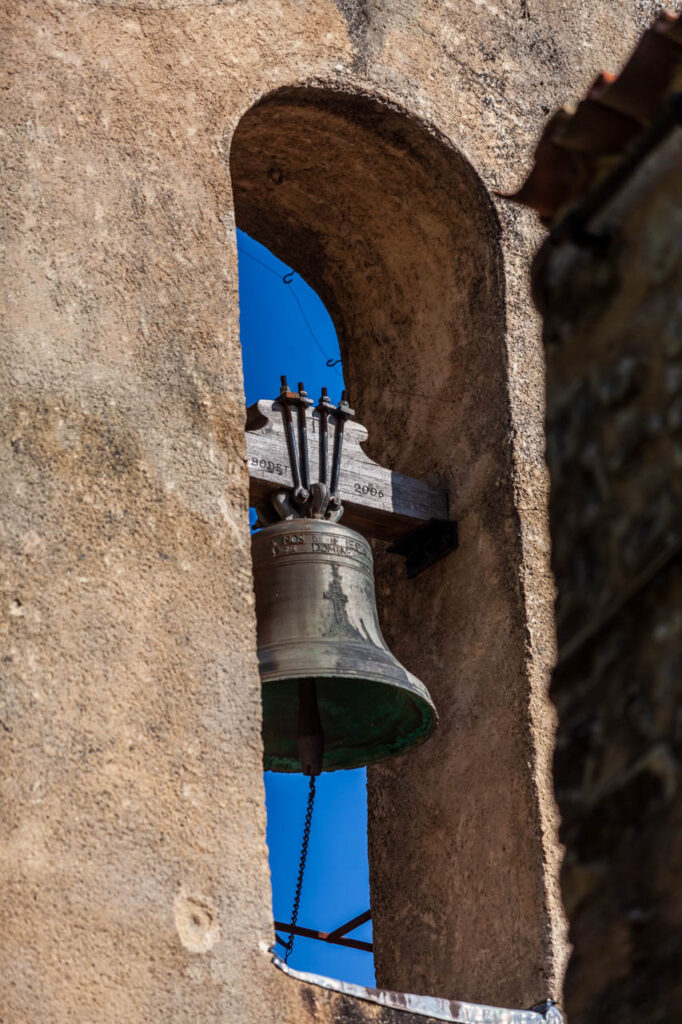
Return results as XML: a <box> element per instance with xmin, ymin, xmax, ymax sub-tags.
<box><xmin>284</xmin><ymin>775</ymin><xmax>317</xmax><ymax>963</ymax></box>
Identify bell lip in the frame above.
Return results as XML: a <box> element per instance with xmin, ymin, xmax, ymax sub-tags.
<box><xmin>261</xmin><ymin>669</ymin><xmax>439</xmax><ymax>773</ymax></box>
<box><xmin>260</xmin><ymin>663</ymin><xmax>435</xmax><ymax>705</ymax></box>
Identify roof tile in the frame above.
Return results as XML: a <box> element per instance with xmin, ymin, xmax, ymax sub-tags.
<box><xmin>505</xmin><ymin>11</ymin><xmax>682</xmax><ymax>223</ymax></box>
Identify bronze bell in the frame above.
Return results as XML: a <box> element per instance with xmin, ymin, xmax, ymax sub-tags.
<box><xmin>252</xmin><ymin>518</ymin><xmax>438</xmax><ymax>773</ymax></box>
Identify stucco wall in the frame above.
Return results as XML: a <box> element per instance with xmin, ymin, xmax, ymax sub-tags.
<box><xmin>0</xmin><ymin>1</ymin><xmax>671</xmax><ymax>1021</ymax></box>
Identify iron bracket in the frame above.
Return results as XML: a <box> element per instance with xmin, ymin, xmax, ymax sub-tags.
<box><xmin>388</xmin><ymin>519</ymin><xmax>458</xmax><ymax>578</ymax></box>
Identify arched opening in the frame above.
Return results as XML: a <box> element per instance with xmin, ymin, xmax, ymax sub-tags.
<box><xmin>231</xmin><ymin>87</ymin><xmax>545</xmax><ymax>1008</ymax></box>
<box><xmin>237</xmin><ymin>229</ymin><xmax>374</xmax><ymax>985</ymax></box>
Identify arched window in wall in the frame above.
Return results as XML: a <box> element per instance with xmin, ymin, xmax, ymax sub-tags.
<box><xmin>231</xmin><ymin>87</ymin><xmax>560</xmax><ymax>1011</ymax></box>
<box><xmin>238</xmin><ymin>229</ymin><xmax>374</xmax><ymax>985</ymax></box>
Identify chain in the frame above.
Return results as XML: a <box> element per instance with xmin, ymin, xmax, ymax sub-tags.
<box><xmin>283</xmin><ymin>775</ymin><xmax>317</xmax><ymax>963</ymax></box>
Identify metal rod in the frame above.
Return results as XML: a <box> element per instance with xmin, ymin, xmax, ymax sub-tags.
<box><xmin>317</xmin><ymin>387</ymin><xmax>334</xmax><ymax>487</ymax></box>
<box><xmin>278</xmin><ymin>375</ymin><xmax>305</xmax><ymax>502</ymax></box>
<box><xmin>296</xmin><ymin>381</ymin><xmax>311</xmax><ymax>492</ymax></box>
<box><xmin>274</xmin><ymin>921</ymin><xmax>373</xmax><ymax>953</ymax></box>
<box><xmin>329</xmin><ymin>389</ymin><xmax>353</xmax><ymax>510</ymax></box>
<box><xmin>329</xmin><ymin>399</ymin><xmax>345</xmax><ymax>499</ymax></box>
<box><xmin>326</xmin><ymin>909</ymin><xmax>371</xmax><ymax>941</ymax></box>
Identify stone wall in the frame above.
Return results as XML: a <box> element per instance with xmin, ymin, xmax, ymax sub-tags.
<box><xmin>1</xmin><ymin>1</ymin><xmax>674</xmax><ymax>1021</ymax></box>
<box><xmin>537</xmin><ymin>129</ymin><xmax>682</xmax><ymax>1022</ymax></box>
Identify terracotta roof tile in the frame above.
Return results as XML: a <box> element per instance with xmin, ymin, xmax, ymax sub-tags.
<box><xmin>505</xmin><ymin>11</ymin><xmax>682</xmax><ymax>224</ymax></box>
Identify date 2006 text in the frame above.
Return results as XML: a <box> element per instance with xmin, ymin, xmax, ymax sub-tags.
<box><xmin>353</xmin><ymin>481</ymin><xmax>385</xmax><ymax>499</ymax></box>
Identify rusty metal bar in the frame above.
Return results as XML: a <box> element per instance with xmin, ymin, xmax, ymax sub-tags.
<box><xmin>326</xmin><ymin>909</ymin><xmax>371</xmax><ymax>940</ymax></box>
<box><xmin>278</xmin><ymin>376</ymin><xmax>306</xmax><ymax>504</ymax></box>
<box><xmin>274</xmin><ymin>920</ymin><xmax>373</xmax><ymax>953</ymax></box>
<box><xmin>296</xmin><ymin>381</ymin><xmax>312</xmax><ymax>492</ymax></box>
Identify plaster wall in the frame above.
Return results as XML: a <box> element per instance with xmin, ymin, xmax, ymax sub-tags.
<box><xmin>0</xmin><ymin>1</ymin><xmax>669</xmax><ymax>1021</ymax></box>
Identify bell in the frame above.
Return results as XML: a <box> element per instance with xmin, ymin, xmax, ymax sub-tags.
<box><xmin>252</xmin><ymin>518</ymin><xmax>438</xmax><ymax>773</ymax></box>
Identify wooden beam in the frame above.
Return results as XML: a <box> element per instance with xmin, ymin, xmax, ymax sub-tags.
<box><xmin>246</xmin><ymin>400</ymin><xmax>449</xmax><ymax>542</ymax></box>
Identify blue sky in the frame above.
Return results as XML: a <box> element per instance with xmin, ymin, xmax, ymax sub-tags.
<box><xmin>237</xmin><ymin>229</ymin><xmax>375</xmax><ymax>986</ymax></box>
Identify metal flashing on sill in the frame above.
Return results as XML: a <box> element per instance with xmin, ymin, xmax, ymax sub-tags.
<box><xmin>271</xmin><ymin>952</ymin><xmax>564</xmax><ymax>1024</ymax></box>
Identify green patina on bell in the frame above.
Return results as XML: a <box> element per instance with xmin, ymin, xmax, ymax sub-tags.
<box><xmin>252</xmin><ymin>518</ymin><xmax>438</xmax><ymax>773</ymax></box>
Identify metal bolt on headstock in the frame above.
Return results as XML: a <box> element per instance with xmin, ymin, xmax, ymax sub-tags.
<box><xmin>256</xmin><ymin>376</ymin><xmax>354</xmax><ymax>528</ymax></box>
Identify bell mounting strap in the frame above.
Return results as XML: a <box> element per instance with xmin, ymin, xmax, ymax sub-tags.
<box><xmin>245</xmin><ymin>380</ymin><xmax>458</xmax><ymax>575</ymax></box>
<box><xmin>272</xmin><ymin>954</ymin><xmax>564</xmax><ymax>1024</ymax></box>
<box><xmin>254</xmin><ymin>376</ymin><xmax>354</xmax><ymax>527</ymax></box>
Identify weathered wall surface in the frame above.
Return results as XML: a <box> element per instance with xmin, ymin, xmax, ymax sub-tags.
<box><xmin>232</xmin><ymin>87</ymin><xmax>549</xmax><ymax>1007</ymax></box>
<box><xmin>0</xmin><ymin>0</ymin><xmax>673</xmax><ymax>1021</ymax></box>
<box><xmin>537</xmin><ymin>131</ymin><xmax>682</xmax><ymax>1022</ymax></box>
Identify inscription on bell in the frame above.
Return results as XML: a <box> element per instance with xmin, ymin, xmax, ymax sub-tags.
<box><xmin>271</xmin><ymin>530</ymin><xmax>372</xmax><ymax>568</ymax></box>
<box><xmin>312</xmin><ymin>535</ymin><xmax>367</xmax><ymax>558</ymax></box>
<box><xmin>271</xmin><ymin>533</ymin><xmax>305</xmax><ymax>554</ymax></box>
